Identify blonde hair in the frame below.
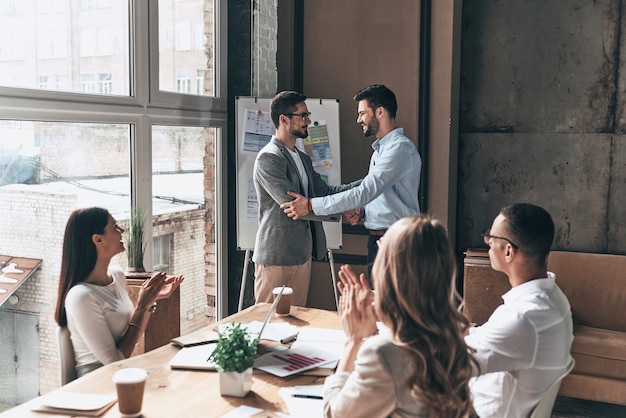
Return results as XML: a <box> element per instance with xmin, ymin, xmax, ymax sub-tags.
<box><xmin>372</xmin><ymin>215</ymin><xmax>477</xmax><ymax>418</ymax></box>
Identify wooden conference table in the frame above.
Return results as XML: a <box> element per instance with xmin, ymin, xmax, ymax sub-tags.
<box><xmin>1</xmin><ymin>304</ymin><xmax>341</xmax><ymax>417</ymax></box>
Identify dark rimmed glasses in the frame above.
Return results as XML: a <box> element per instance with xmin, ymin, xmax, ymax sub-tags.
<box><xmin>481</xmin><ymin>228</ymin><xmax>519</xmax><ymax>249</ymax></box>
<box><xmin>284</xmin><ymin>112</ymin><xmax>312</xmax><ymax>121</ymax></box>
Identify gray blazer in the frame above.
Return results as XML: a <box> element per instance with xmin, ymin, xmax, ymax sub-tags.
<box><xmin>253</xmin><ymin>137</ymin><xmax>360</xmax><ymax>265</ymax></box>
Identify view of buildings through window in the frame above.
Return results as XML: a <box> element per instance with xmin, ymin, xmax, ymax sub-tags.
<box><xmin>0</xmin><ymin>0</ymin><xmax>222</xmax><ymax>409</ymax></box>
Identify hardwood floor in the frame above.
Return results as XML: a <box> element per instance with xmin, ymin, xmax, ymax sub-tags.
<box><xmin>552</xmin><ymin>396</ymin><xmax>626</xmax><ymax>418</ymax></box>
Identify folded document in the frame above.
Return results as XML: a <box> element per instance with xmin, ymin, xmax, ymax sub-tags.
<box><xmin>30</xmin><ymin>392</ymin><xmax>117</xmax><ymax>416</ymax></box>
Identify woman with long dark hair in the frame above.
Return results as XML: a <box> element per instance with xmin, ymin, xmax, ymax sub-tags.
<box><xmin>54</xmin><ymin>207</ymin><xmax>183</xmax><ymax>377</ymax></box>
<box><xmin>323</xmin><ymin>215</ymin><xmax>477</xmax><ymax>418</ymax></box>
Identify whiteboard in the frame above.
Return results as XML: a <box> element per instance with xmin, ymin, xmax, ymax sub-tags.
<box><xmin>235</xmin><ymin>96</ymin><xmax>343</xmax><ymax>251</ymax></box>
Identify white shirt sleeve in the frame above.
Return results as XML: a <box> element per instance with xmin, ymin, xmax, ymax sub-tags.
<box><xmin>465</xmin><ymin>306</ymin><xmax>538</xmax><ymax>375</ymax></box>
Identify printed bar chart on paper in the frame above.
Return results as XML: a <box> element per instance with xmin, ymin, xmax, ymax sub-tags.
<box><xmin>276</xmin><ymin>352</ymin><xmax>325</xmax><ymax>372</ymax></box>
<box><xmin>254</xmin><ymin>345</ymin><xmax>338</xmax><ymax>377</ymax></box>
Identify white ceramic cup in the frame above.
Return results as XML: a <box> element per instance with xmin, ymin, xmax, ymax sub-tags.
<box><xmin>112</xmin><ymin>368</ymin><xmax>148</xmax><ymax>418</ymax></box>
<box><xmin>272</xmin><ymin>286</ymin><xmax>293</xmax><ymax>316</ymax></box>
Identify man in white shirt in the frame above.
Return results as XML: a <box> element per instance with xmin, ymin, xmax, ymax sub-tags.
<box><xmin>465</xmin><ymin>203</ymin><xmax>573</xmax><ymax>418</ymax></box>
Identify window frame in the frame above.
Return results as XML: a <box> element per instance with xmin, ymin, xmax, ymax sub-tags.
<box><xmin>0</xmin><ymin>0</ymin><xmax>229</xmax><ymax>319</ymax></box>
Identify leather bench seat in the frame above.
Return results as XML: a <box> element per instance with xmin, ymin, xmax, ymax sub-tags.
<box><xmin>571</xmin><ymin>325</ymin><xmax>626</xmax><ymax>380</ymax></box>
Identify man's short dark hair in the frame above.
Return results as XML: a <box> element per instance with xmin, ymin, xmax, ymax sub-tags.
<box><xmin>270</xmin><ymin>91</ymin><xmax>307</xmax><ymax>128</ymax></box>
<box><xmin>353</xmin><ymin>84</ymin><xmax>398</xmax><ymax>119</ymax></box>
<box><xmin>500</xmin><ymin>203</ymin><xmax>554</xmax><ymax>262</ymax></box>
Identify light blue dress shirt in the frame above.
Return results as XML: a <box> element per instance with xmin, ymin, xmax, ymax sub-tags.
<box><xmin>311</xmin><ymin>127</ymin><xmax>421</xmax><ymax>230</ymax></box>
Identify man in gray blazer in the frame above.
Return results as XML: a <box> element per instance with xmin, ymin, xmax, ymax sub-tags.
<box><xmin>280</xmin><ymin>85</ymin><xmax>421</xmax><ymax>284</ymax></box>
<box><xmin>253</xmin><ymin>91</ymin><xmax>360</xmax><ymax>306</ymax></box>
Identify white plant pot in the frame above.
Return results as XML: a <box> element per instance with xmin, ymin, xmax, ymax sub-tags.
<box><xmin>219</xmin><ymin>368</ymin><xmax>253</xmax><ymax>397</ymax></box>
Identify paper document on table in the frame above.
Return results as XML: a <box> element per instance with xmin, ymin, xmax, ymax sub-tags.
<box><xmin>169</xmin><ymin>343</ymin><xmax>218</xmax><ymax>370</ymax></box>
<box><xmin>30</xmin><ymin>392</ymin><xmax>117</xmax><ymax>416</ymax></box>
<box><xmin>289</xmin><ymin>327</ymin><xmax>346</xmax><ymax>370</ymax></box>
<box><xmin>278</xmin><ymin>385</ymin><xmax>324</xmax><ymax>418</ymax></box>
<box><xmin>254</xmin><ymin>345</ymin><xmax>338</xmax><ymax>377</ymax></box>
<box><xmin>221</xmin><ymin>405</ymin><xmax>288</xmax><ymax>417</ymax></box>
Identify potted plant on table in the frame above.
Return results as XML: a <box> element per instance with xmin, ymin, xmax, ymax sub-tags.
<box><xmin>210</xmin><ymin>323</ymin><xmax>259</xmax><ymax>397</ymax></box>
<box><xmin>125</xmin><ymin>207</ymin><xmax>150</xmax><ymax>278</ymax></box>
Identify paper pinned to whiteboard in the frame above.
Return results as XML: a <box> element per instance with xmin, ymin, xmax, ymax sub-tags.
<box><xmin>241</xmin><ymin>108</ymin><xmax>274</xmax><ymax>154</ymax></box>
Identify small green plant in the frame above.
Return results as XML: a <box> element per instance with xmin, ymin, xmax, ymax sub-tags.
<box><xmin>126</xmin><ymin>207</ymin><xmax>147</xmax><ymax>272</ymax></box>
<box><xmin>210</xmin><ymin>323</ymin><xmax>259</xmax><ymax>373</ymax></box>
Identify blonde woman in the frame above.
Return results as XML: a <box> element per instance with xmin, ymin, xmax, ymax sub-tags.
<box><xmin>323</xmin><ymin>215</ymin><xmax>477</xmax><ymax>418</ymax></box>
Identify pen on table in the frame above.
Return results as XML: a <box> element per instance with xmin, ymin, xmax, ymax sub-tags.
<box><xmin>291</xmin><ymin>394</ymin><xmax>323</xmax><ymax>400</ymax></box>
<box><xmin>280</xmin><ymin>333</ymin><xmax>299</xmax><ymax>344</ymax></box>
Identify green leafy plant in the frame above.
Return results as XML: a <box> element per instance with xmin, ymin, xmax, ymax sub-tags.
<box><xmin>125</xmin><ymin>207</ymin><xmax>147</xmax><ymax>272</ymax></box>
<box><xmin>210</xmin><ymin>323</ymin><xmax>259</xmax><ymax>373</ymax></box>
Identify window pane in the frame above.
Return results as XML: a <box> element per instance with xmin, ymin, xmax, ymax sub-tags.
<box><xmin>152</xmin><ymin>125</ymin><xmax>215</xmax><ymax>334</ymax></box>
<box><xmin>0</xmin><ymin>119</ymin><xmax>132</xmax><ymax>297</ymax></box>
<box><xmin>152</xmin><ymin>234</ymin><xmax>171</xmax><ymax>273</ymax></box>
<box><xmin>158</xmin><ymin>0</ymin><xmax>215</xmax><ymax>96</ymax></box>
<box><xmin>0</xmin><ymin>1</ymin><xmax>130</xmax><ymax>95</ymax></box>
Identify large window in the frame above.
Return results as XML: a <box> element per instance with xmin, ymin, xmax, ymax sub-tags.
<box><xmin>159</xmin><ymin>0</ymin><xmax>215</xmax><ymax>96</ymax></box>
<box><xmin>1</xmin><ymin>0</ymin><xmax>129</xmax><ymax>95</ymax></box>
<box><xmin>0</xmin><ymin>0</ymin><xmax>227</xmax><ymax>404</ymax></box>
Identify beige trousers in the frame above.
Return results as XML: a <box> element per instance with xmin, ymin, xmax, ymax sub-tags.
<box><xmin>253</xmin><ymin>258</ymin><xmax>312</xmax><ymax>307</ymax></box>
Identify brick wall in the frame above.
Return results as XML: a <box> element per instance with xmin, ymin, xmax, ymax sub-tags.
<box><xmin>0</xmin><ymin>187</ymin><xmax>212</xmax><ymax>395</ymax></box>
<box><xmin>0</xmin><ymin>188</ymin><xmax>75</xmax><ymax>394</ymax></box>
<box><xmin>39</xmin><ymin>123</ymin><xmax>130</xmax><ymax>179</ymax></box>
<box><xmin>252</xmin><ymin>0</ymin><xmax>278</xmax><ymax>97</ymax></box>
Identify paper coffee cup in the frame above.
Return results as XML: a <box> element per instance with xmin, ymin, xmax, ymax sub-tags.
<box><xmin>272</xmin><ymin>286</ymin><xmax>293</xmax><ymax>316</ymax></box>
<box><xmin>112</xmin><ymin>368</ymin><xmax>148</xmax><ymax>418</ymax></box>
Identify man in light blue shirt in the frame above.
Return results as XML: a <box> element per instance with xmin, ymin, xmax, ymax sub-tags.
<box><xmin>280</xmin><ymin>84</ymin><xmax>421</xmax><ymax>281</ymax></box>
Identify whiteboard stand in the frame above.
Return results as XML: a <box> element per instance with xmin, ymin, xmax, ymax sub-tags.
<box><xmin>328</xmin><ymin>249</ymin><xmax>340</xmax><ymax>311</ymax></box>
<box><xmin>238</xmin><ymin>249</ymin><xmax>252</xmax><ymax>312</ymax></box>
<box><xmin>237</xmin><ymin>248</ymin><xmax>340</xmax><ymax>312</ymax></box>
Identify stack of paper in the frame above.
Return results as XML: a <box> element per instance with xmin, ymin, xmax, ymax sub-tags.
<box><xmin>169</xmin><ymin>343</ymin><xmax>218</xmax><ymax>370</ymax></box>
<box><xmin>30</xmin><ymin>392</ymin><xmax>117</xmax><ymax>416</ymax></box>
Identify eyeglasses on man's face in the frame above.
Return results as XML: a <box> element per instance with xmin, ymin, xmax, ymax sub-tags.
<box><xmin>284</xmin><ymin>112</ymin><xmax>312</xmax><ymax>121</ymax></box>
<box><xmin>481</xmin><ymin>228</ymin><xmax>519</xmax><ymax>249</ymax></box>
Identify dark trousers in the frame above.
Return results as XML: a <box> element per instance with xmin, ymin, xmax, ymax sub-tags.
<box><xmin>367</xmin><ymin>234</ymin><xmax>383</xmax><ymax>288</ymax></box>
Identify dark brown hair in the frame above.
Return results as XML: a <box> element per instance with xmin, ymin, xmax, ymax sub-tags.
<box><xmin>270</xmin><ymin>90</ymin><xmax>307</xmax><ymax>128</ymax></box>
<box><xmin>54</xmin><ymin>207</ymin><xmax>110</xmax><ymax>327</ymax></box>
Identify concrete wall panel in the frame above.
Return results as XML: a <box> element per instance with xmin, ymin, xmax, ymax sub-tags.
<box><xmin>608</xmin><ymin>135</ymin><xmax>626</xmax><ymax>252</ymax></box>
<box><xmin>461</xmin><ymin>0</ymin><xmax>618</xmax><ymax>133</ymax></box>
<box><xmin>457</xmin><ymin>133</ymin><xmax>611</xmax><ymax>253</ymax></box>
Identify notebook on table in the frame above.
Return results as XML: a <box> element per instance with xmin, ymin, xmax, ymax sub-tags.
<box><xmin>30</xmin><ymin>392</ymin><xmax>117</xmax><ymax>416</ymax></box>
<box><xmin>170</xmin><ymin>328</ymin><xmax>219</xmax><ymax>348</ymax></box>
<box><xmin>169</xmin><ymin>286</ymin><xmax>286</xmax><ymax>371</ymax></box>
<box><xmin>168</xmin><ymin>342</ymin><xmax>219</xmax><ymax>370</ymax></box>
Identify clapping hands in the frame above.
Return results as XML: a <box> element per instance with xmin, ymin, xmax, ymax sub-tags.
<box><xmin>137</xmin><ymin>272</ymin><xmax>184</xmax><ymax>311</ymax></box>
<box><xmin>337</xmin><ymin>265</ymin><xmax>378</xmax><ymax>340</ymax></box>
